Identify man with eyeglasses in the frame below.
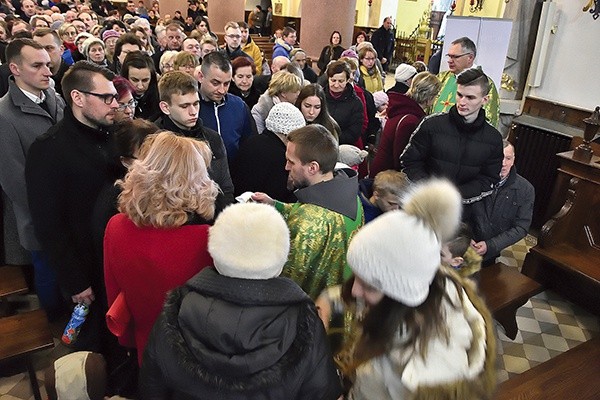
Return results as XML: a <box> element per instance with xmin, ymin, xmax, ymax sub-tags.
<box><xmin>26</xmin><ymin>61</ymin><xmax>121</xmax><ymax>354</ymax></box>
<box><xmin>221</xmin><ymin>21</ymin><xmax>252</xmax><ymax>63</ymax></box>
<box><xmin>433</xmin><ymin>36</ymin><xmax>499</xmax><ymax>127</ymax></box>
<box><xmin>0</xmin><ymin>39</ymin><xmax>65</xmax><ymax>320</ymax></box>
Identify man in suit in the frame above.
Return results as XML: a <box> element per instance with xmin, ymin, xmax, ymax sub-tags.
<box><xmin>0</xmin><ymin>38</ymin><xmax>65</xmax><ymax>318</ymax></box>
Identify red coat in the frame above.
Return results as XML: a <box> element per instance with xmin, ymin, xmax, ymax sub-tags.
<box><xmin>103</xmin><ymin>213</ymin><xmax>212</xmax><ymax>365</ymax></box>
<box><xmin>370</xmin><ymin>92</ymin><xmax>425</xmax><ymax>177</ymax></box>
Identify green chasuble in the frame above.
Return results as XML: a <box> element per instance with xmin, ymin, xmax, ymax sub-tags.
<box><xmin>433</xmin><ymin>69</ymin><xmax>500</xmax><ymax>128</ymax></box>
<box><xmin>275</xmin><ymin>198</ymin><xmax>363</xmax><ymax>300</ymax></box>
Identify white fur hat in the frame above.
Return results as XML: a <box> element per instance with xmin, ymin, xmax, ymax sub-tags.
<box><xmin>347</xmin><ymin>179</ymin><xmax>462</xmax><ymax>306</ymax></box>
<box><xmin>265</xmin><ymin>102</ymin><xmax>306</xmax><ymax>135</ymax></box>
<box><xmin>208</xmin><ymin>203</ymin><xmax>290</xmax><ymax>280</ymax></box>
<box><xmin>395</xmin><ymin>63</ymin><xmax>417</xmax><ymax>83</ymax></box>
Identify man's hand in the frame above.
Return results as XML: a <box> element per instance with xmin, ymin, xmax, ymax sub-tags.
<box><xmin>251</xmin><ymin>192</ymin><xmax>275</xmax><ymax>206</ymax></box>
<box><xmin>71</xmin><ymin>287</ymin><xmax>95</xmax><ymax>305</ymax></box>
<box><xmin>471</xmin><ymin>240</ymin><xmax>488</xmax><ymax>256</ymax></box>
<box><xmin>381</xmin><ymin>57</ymin><xmax>387</xmax><ymax>64</ymax></box>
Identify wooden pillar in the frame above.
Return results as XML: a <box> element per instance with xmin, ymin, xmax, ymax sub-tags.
<box><xmin>300</xmin><ymin>0</ymin><xmax>357</xmax><ymax>71</ymax></box>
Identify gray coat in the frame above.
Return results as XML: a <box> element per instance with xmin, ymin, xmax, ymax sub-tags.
<box><xmin>471</xmin><ymin>168</ymin><xmax>534</xmax><ymax>261</ymax></box>
<box><xmin>0</xmin><ymin>79</ymin><xmax>65</xmax><ymax>251</ymax></box>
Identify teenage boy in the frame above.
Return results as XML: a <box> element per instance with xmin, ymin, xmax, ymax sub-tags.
<box><xmin>156</xmin><ymin>71</ymin><xmax>234</xmax><ymax>211</ymax></box>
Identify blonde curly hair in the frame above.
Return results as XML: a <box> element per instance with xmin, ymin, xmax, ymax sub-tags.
<box><xmin>117</xmin><ymin>131</ymin><xmax>219</xmax><ymax>228</ymax></box>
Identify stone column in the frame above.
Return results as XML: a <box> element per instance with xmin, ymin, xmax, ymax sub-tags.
<box><xmin>159</xmin><ymin>0</ymin><xmax>189</xmax><ymax>22</ymax></box>
<box><xmin>300</xmin><ymin>0</ymin><xmax>357</xmax><ymax>74</ymax></box>
<box><xmin>207</xmin><ymin>0</ymin><xmax>246</xmax><ymax>36</ymax></box>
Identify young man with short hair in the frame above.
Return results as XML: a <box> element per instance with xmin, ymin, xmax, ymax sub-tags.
<box><xmin>401</xmin><ymin>68</ymin><xmax>503</xmax><ymax>219</ymax></box>
<box><xmin>197</xmin><ymin>51</ymin><xmax>256</xmax><ymax>162</ymax></box>
<box><xmin>156</xmin><ymin>71</ymin><xmax>234</xmax><ymax>209</ymax></box>
<box><xmin>253</xmin><ymin>125</ymin><xmax>364</xmax><ymax>299</ymax></box>
<box><xmin>221</xmin><ymin>21</ymin><xmax>252</xmax><ymax>62</ymax></box>
<box><xmin>272</xmin><ymin>26</ymin><xmax>296</xmax><ymax>59</ymax></box>
<box><xmin>238</xmin><ymin>21</ymin><xmax>263</xmax><ymax>75</ymax></box>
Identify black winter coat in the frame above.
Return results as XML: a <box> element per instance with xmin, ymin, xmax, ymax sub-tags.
<box><xmin>140</xmin><ymin>268</ymin><xmax>343</xmax><ymax>400</ymax></box>
<box><xmin>471</xmin><ymin>168</ymin><xmax>534</xmax><ymax>261</ymax></box>
<box><xmin>325</xmin><ymin>83</ymin><xmax>364</xmax><ymax>145</ymax></box>
<box><xmin>400</xmin><ymin>106</ymin><xmax>503</xmax><ymax>203</ymax></box>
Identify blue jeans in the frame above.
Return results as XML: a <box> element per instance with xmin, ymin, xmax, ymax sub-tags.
<box><xmin>30</xmin><ymin>250</ymin><xmax>63</xmax><ymax>317</ymax></box>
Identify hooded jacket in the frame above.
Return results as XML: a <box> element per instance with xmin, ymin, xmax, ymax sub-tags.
<box><xmin>140</xmin><ymin>268</ymin><xmax>343</xmax><ymax>400</ymax></box>
<box><xmin>370</xmin><ymin>92</ymin><xmax>425</xmax><ymax>176</ymax></box>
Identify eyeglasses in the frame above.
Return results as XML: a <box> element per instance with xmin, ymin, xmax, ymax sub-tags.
<box><xmin>79</xmin><ymin>90</ymin><xmax>119</xmax><ymax>104</ymax></box>
<box><xmin>117</xmin><ymin>98</ymin><xmax>137</xmax><ymax>111</ymax></box>
<box><xmin>446</xmin><ymin>52</ymin><xmax>472</xmax><ymax>60</ymax></box>
<box><xmin>225</xmin><ymin>34</ymin><xmax>241</xmax><ymax>39</ymax></box>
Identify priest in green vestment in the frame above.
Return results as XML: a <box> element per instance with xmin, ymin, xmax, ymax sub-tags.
<box><xmin>433</xmin><ymin>37</ymin><xmax>500</xmax><ymax>127</ymax></box>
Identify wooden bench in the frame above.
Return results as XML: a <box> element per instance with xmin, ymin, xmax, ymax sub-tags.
<box><xmin>0</xmin><ymin>266</ymin><xmax>55</xmax><ymax>400</ymax></box>
<box><xmin>0</xmin><ymin>265</ymin><xmax>29</xmax><ymax>316</ymax></box>
<box><xmin>479</xmin><ymin>263</ymin><xmax>543</xmax><ymax>340</ymax></box>
<box><xmin>493</xmin><ymin>336</ymin><xmax>600</xmax><ymax>399</ymax></box>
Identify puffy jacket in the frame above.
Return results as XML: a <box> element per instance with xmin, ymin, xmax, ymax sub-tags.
<box><xmin>140</xmin><ymin>268</ymin><xmax>343</xmax><ymax>400</ymax></box>
<box><xmin>400</xmin><ymin>106</ymin><xmax>503</xmax><ymax>203</ymax></box>
<box><xmin>370</xmin><ymin>92</ymin><xmax>424</xmax><ymax>176</ymax></box>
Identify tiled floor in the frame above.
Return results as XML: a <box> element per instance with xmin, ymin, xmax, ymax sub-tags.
<box><xmin>1</xmin><ymin>235</ymin><xmax>599</xmax><ymax>398</ymax></box>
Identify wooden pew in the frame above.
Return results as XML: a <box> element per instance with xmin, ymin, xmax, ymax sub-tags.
<box><xmin>493</xmin><ymin>336</ymin><xmax>600</xmax><ymax>399</ymax></box>
<box><xmin>478</xmin><ymin>263</ymin><xmax>543</xmax><ymax>340</ymax></box>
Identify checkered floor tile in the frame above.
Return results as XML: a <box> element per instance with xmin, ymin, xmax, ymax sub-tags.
<box><xmin>1</xmin><ymin>234</ymin><xmax>598</xmax><ymax>398</ymax></box>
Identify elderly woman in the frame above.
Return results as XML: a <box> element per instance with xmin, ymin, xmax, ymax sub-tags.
<box><xmin>228</xmin><ymin>56</ymin><xmax>260</xmax><ymax>109</ymax></box>
<box><xmin>251</xmin><ymin>70</ymin><xmax>302</xmax><ymax>134</ymax></box>
<box><xmin>370</xmin><ymin>72</ymin><xmax>441</xmax><ymax>176</ymax></box>
<box><xmin>324</xmin><ymin>60</ymin><xmax>364</xmax><ymax>145</ymax></box>
<box><xmin>173</xmin><ymin>51</ymin><xmax>198</xmax><ymax>76</ymax></box>
<box><xmin>82</xmin><ymin>37</ymin><xmax>108</xmax><ymax>67</ymax></box>
<box><xmin>104</xmin><ymin>132</ymin><xmax>219</xmax><ymax>366</ymax></box>
<box><xmin>158</xmin><ymin>50</ymin><xmax>178</xmax><ymax>74</ymax></box>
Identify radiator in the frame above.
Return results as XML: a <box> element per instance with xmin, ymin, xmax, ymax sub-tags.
<box><xmin>511</xmin><ymin>120</ymin><xmax>572</xmax><ymax>229</ymax></box>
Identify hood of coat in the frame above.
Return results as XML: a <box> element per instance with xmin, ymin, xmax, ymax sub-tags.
<box><xmin>160</xmin><ymin>268</ymin><xmax>316</xmax><ymax>391</ymax></box>
<box><xmin>387</xmin><ymin>92</ymin><xmax>425</xmax><ymax>120</ymax></box>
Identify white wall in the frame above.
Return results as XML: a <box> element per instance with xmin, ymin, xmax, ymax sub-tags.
<box><xmin>528</xmin><ymin>0</ymin><xmax>600</xmax><ymax>110</ymax></box>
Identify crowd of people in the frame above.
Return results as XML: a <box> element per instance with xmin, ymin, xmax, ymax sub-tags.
<box><xmin>0</xmin><ymin>1</ymin><xmax>535</xmax><ymax>399</ymax></box>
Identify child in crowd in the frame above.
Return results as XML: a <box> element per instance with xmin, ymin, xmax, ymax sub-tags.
<box><xmin>359</xmin><ymin>170</ymin><xmax>409</xmax><ymax>223</ymax></box>
<box><xmin>441</xmin><ymin>222</ymin><xmax>482</xmax><ymax>279</ymax></box>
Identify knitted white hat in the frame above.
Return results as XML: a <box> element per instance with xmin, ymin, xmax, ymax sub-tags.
<box><xmin>347</xmin><ymin>179</ymin><xmax>462</xmax><ymax>306</ymax></box>
<box><xmin>208</xmin><ymin>203</ymin><xmax>290</xmax><ymax>280</ymax></box>
<box><xmin>265</xmin><ymin>102</ymin><xmax>306</xmax><ymax>135</ymax></box>
<box><xmin>395</xmin><ymin>63</ymin><xmax>417</xmax><ymax>83</ymax></box>
<box><xmin>82</xmin><ymin>37</ymin><xmax>105</xmax><ymax>59</ymax></box>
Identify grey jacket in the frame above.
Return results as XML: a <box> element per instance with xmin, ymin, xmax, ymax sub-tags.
<box><xmin>0</xmin><ymin>79</ymin><xmax>65</xmax><ymax>250</ymax></box>
<box><xmin>471</xmin><ymin>168</ymin><xmax>534</xmax><ymax>261</ymax></box>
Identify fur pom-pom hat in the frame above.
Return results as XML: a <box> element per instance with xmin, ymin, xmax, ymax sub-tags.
<box><xmin>265</xmin><ymin>102</ymin><xmax>306</xmax><ymax>135</ymax></box>
<box><xmin>347</xmin><ymin>179</ymin><xmax>462</xmax><ymax>306</ymax></box>
<box><xmin>208</xmin><ymin>203</ymin><xmax>290</xmax><ymax>280</ymax></box>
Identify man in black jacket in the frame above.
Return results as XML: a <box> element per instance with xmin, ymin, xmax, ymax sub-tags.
<box><xmin>400</xmin><ymin>68</ymin><xmax>503</xmax><ymax>214</ymax></box>
<box><xmin>155</xmin><ymin>71</ymin><xmax>234</xmax><ymax>210</ymax></box>
<box><xmin>26</xmin><ymin>61</ymin><xmax>121</xmax><ymax>351</ymax></box>
<box><xmin>370</xmin><ymin>17</ymin><xmax>395</xmax><ymax>72</ymax></box>
<box><xmin>470</xmin><ymin>141</ymin><xmax>534</xmax><ymax>266</ymax></box>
